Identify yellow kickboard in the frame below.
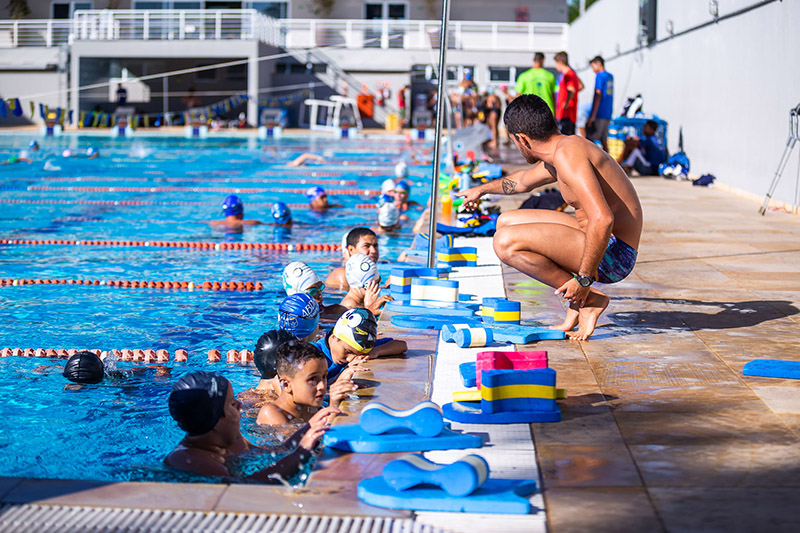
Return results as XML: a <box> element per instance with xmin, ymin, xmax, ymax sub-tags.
<box><xmin>453</xmin><ymin>388</ymin><xmax>567</xmax><ymax>402</ymax></box>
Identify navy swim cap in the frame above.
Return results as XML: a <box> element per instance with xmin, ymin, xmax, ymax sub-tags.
<box><xmin>222</xmin><ymin>195</ymin><xmax>244</xmax><ymax>216</ymax></box>
<box><xmin>271</xmin><ymin>202</ymin><xmax>292</xmax><ymax>224</ymax></box>
<box><xmin>278</xmin><ymin>293</ymin><xmax>320</xmax><ymax>340</ymax></box>
<box><xmin>63</xmin><ymin>350</ymin><xmax>104</xmax><ymax>384</ymax></box>
<box><xmin>253</xmin><ymin>329</ymin><xmax>297</xmax><ymax>379</ymax></box>
<box><xmin>168</xmin><ymin>371</ymin><xmax>229</xmax><ymax>436</ymax></box>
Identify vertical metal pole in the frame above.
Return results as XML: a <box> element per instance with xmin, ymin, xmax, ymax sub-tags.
<box><xmin>162</xmin><ymin>76</ymin><xmax>168</xmax><ymax>124</ymax></box>
<box><xmin>426</xmin><ymin>0</ymin><xmax>451</xmax><ymax>268</ymax></box>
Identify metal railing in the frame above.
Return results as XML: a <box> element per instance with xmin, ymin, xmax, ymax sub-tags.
<box><xmin>0</xmin><ymin>11</ymin><xmax>566</xmax><ymax>52</ymax></box>
<box><xmin>277</xmin><ymin>18</ymin><xmax>568</xmax><ymax>52</ymax></box>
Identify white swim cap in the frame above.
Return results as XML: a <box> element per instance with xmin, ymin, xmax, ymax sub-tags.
<box><xmin>381</xmin><ymin>178</ymin><xmax>396</xmax><ymax>195</ymax></box>
<box><xmin>345</xmin><ymin>253</ymin><xmax>378</xmax><ymax>288</ymax></box>
<box><xmin>341</xmin><ymin>231</ymin><xmax>350</xmax><ymax>259</ymax></box>
<box><xmin>282</xmin><ymin>261</ymin><xmax>321</xmax><ymax>296</ymax></box>
<box><xmin>378</xmin><ymin>202</ymin><xmax>400</xmax><ymax>228</ymax></box>
<box><xmin>394</xmin><ymin>161</ymin><xmax>408</xmax><ymax>179</ymax></box>
<box><xmin>19</xmin><ymin>150</ymin><xmax>29</xmax><ymax>160</ymax></box>
<box><xmin>62</xmin><ymin>149</ymin><xmax>72</xmax><ymax>158</ymax></box>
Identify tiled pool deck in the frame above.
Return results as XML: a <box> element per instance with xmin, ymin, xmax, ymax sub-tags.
<box><xmin>1</xmin><ymin>176</ymin><xmax>799</xmax><ymax>531</ymax></box>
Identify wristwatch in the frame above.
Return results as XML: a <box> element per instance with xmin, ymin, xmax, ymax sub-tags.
<box><xmin>575</xmin><ymin>274</ymin><xmax>594</xmax><ymax>287</ymax></box>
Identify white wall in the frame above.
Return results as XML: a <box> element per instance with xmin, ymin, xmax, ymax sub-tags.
<box><xmin>569</xmin><ymin>0</ymin><xmax>800</xmax><ymax>206</ymax></box>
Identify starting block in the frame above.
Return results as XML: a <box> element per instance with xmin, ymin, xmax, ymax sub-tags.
<box><xmin>390</xmin><ymin>266</ymin><xmax>450</xmax><ymax>294</ymax></box>
<box><xmin>443</xmin><ymin>368</ymin><xmax>562</xmax><ymax>424</ymax></box>
<box><xmin>480</xmin><ymin>297</ymin><xmax>521</xmax><ymax>325</ymax></box>
<box><xmin>410</xmin><ymin>278</ymin><xmax>459</xmax><ymax>303</ymax></box>
<box><xmin>437</xmin><ymin>246</ymin><xmax>478</xmax><ymax>268</ymax></box>
<box><xmin>441</xmin><ymin>324</ymin><xmax>565</xmax><ymax>347</ymax></box>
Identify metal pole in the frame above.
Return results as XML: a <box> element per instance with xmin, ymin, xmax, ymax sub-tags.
<box><xmin>426</xmin><ymin>0</ymin><xmax>451</xmax><ymax>268</ymax></box>
<box><xmin>162</xmin><ymin>76</ymin><xmax>169</xmax><ymax>125</ymax></box>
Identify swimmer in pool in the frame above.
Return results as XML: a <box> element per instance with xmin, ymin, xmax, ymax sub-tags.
<box><xmin>271</xmin><ymin>201</ymin><xmax>293</xmax><ymax>227</ymax></box>
<box><xmin>166</xmin><ymin>371</ymin><xmax>340</xmax><ymax>482</ymax></box>
<box><xmin>288</xmin><ymin>153</ymin><xmax>325</xmax><ymax>167</ymax></box>
<box><xmin>237</xmin><ymin>329</ymin><xmax>297</xmax><ymax>411</ymax></box>
<box><xmin>278</xmin><ymin>293</ymin><xmax>321</xmax><ymax>342</ymax></box>
<box><xmin>85</xmin><ymin>146</ymin><xmax>100</xmax><ymax>159</ymax></box>
<box><xmin>393</xmin><ymin>180</ymin><xmax>420</xmax><ymax>213</ymax></box>
<box><xmin>339</xmin><ymin>253</ymin><xmax>393</xmax><ymax>314</ymax></box>
<box><xmin>283</xmin><ymin>261</ymin><xmax>347</xmax><ymax>320</ymax></box>
<box><xmin>29</xmin><ymin>139</ymin><xmax>40</xmax><ymax>152</ymax></box>
<box><xmin>62</xmin><ymin>350</ymin><xmax>169</xmax><ymax>387</ymax></box>
<box><xmin>257</xmin><ymin>340</ymin><xmax>361</xmax><ymax>426</ymax></box>
<box><xmin>205</xmin><ymin>195</ymin><xmax>263</xmax><ymax>229</ymax></box>
<box><xmin>377</xmin><ymin>202</ymin><xmax>401</xmax><ymax>234</ymax></box>
<box><xmin>2</xmin><ymin>150</ymin><xmax>32</xmax><ymax>165</ymax></box>
<box><xmin>306</xmin><ymin>186</ymin><xmax>342</xmax><ymax>211</ymax></box>
<box><xmin>325</xmin><ymin>228</ymin><xmax>381</xmax><ymax>293</ymax></box>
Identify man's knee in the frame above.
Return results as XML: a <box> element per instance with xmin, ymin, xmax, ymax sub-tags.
<box><xmin>496</xmin><ymin>211</ymin><xmax>515</xmax><ymax>230</ymax></box>
<box><xmin>492</xmin><ymin>227</ymin><xmax>518</xmax><ymax>260</ymax></box>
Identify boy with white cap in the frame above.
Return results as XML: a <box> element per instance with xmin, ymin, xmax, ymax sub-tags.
<box><xmin>339</xmin><ymin>253</ymin><xmax>392</xmax><ymax>314</ymax></box>
<box><xmin>325</xmin><ymin>227</ymin><xmax>381</xmax><ymax>292</ymax></box>
<box><xmin>283</xmin><ymin>261</ymin><xmax>347</xmax><ymax>320</ymax></box>
<box><xmin>377</xmin><ymin>202</ymin><xmax>401</xmax><ymax>233</ymax></box>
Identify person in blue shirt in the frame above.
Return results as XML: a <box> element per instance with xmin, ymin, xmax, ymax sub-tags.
<box><xmin>618</xmin><ymin>120</ymin><xmax>667</xmax><ymax>176</ymax></box>
<box><xmin>586</xmin><ymin>56</ymin><xmax>614</xmax><ymax>152</ymax></box>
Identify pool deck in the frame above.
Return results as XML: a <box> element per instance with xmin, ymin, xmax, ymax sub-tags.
<box><xmin>1</xmin><ymin>175</ymin><xmax>800</xmax><ymax>531</ymax></box>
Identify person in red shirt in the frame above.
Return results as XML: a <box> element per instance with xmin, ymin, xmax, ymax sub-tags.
<box><xmin>398</xmin><ymin>85</ymin><xmax>408</xmax><ymax>128</ymax></box>
<box><xmin>553</xmin><ymin>51</ymin><xmax>584</xmax><ymax>136</ymax></box>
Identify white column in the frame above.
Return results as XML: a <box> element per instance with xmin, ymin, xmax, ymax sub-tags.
<box><xmin>247</xmin><ymin>54</ymin><xmax>258</xmax><ymax>126</ymax></box>
<box><xmin>70</xmin><ymin>53</ymin><xmax>80</xmax><ymax>129</ymax></box>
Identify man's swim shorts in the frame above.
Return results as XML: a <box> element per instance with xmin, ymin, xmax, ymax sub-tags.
<box><xmin>596</xmin><ymin>235</ymin><xmax>637</xmax><ymax>284</ymax></box>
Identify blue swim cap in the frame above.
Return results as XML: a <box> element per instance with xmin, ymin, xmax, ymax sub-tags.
<box><xmin>271</xmin><ymin>202</ymin><xmax>292</xmax><ymax>224</ymax></box>
<box><xmin>86</xmin><ymin>146</ymin><xmax>98</xmax><ymax>157</ymax></box>
<box><xmin>394</xmin><ymin>180</ymin><xmax>411</xmax><ymax>193</ymax></box>
<box><xmin>222</xmin><ymin>194</ymin><xmax>244</xmax><ymax>216</ymax></box>
<box><xmin>29</xmin><ymin>139</ymin><xmax>39</xmax><ymax>149</ymax></box>
<box><xmin>278</xmin><ymin>293</ymin><xmax>320</xmax><ymax>340</ymax></box>
<box><xmin>306</xmin><ymin>186</ymin><xmax>326</xmax><ymax>201</ymax></box>
<box><xmin>378</xmin><ymin>193</ymin><xmax>394</xmax><ymax>206</ymax></box>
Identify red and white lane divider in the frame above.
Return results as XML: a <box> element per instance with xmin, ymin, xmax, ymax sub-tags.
<box><xmin>0</xmin><ymin>278</ymin><xmax>266</xmax><ymax>291</ymax></box>
<box><xmin>40</xmin><ymin>175</ymin><xmax>358</xmax><ymax>185</ymax></box>
<box><xmin>0</xmin><ymin>239</ymin><xmax>341</xmax><ymax>252</ymax></box>
<box><xmin>0</xmin><ymin>199</ymin><xmax>379</xmax><ymax>209</ymax></box>
<box><xmin>0</xmin><ymin>347</ymin><xmax>255</xmax><ymax>364</ymax></box>
<box><xmin>27</xmin><ymin>186</ymin><xmax>380</xmax><ymax>196</ymax></box>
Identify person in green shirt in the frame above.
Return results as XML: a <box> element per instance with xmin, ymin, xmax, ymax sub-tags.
<box><xmin>512</xmin><ymin>52</ymin><xmax>556</xmax><ymax>115</ymax></box>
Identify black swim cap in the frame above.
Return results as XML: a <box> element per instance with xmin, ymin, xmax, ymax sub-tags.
<box><xmin>168</xmin><ymin>371</ymin><xmax>229</xmax><ymax>436</ymax></box>
<box><xmin>253</xmin><ymin>329</ymin><xmax>297</xmax><ymax>379</ymax></box>
<box><xmin>63</xmin><ymin>350</ymin><xmax>104</xmax><ymax>384</ymax></box>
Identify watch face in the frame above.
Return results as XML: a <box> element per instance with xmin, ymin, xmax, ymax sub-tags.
<box><xmin>578</xmin><ymin>276</ymin><xmax>592</xmax><ymax>287</ymax></box>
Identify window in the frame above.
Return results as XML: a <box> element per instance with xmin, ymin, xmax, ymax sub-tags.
<box><xmin>226</xmin><ymin>64</ymin><xmax>246</xmax><ymax>81</ymax></box>
<box><xmin>250</xmin><ymin>2</ymin><xmax>288</xmax><ymax>18</ymax></box>
<box><xmin>51</xmin><ymin>1</ymin><xmax>92</xmax><ymax>19</ymax></box>
<box><xmin>489</xmin><ymin>67</ymin><xmax>511</xmax><ymax>82</ymax></box>
<box><xmin>195</xmin><ymin>64</ymin><xmax>217</xmax><ymax>81</ymax></box>
<box><xmin>639</xmin><ymin>0</ymin><xmax>657</xmax><ymax>45</ymax></box>
<box><xmin>364</xmin><ymin>2</ymin><xmax>407</xmax><ymax>19</ymax></box>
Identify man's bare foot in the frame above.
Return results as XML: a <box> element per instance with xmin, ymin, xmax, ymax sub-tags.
<box><xmin>568</xmin><ymin>290</ymin><xmax>610</xmax><ymax>341</ymax></box>
<box><xmin>551</xmin><ymin>304</ymin><xmax>579</xmax><ymax>332</ymax></box>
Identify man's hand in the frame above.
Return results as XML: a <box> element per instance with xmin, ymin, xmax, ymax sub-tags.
<box><xmin>555</xmin><ymin>277</ymin><xmax>591</xmax><ymax>308</ymax></box>
<box><xmin>454</xmin><ymin>185</ymin><xmax>484</xmax><ymax>207</ymax></box>
<box><xmin>586</xmin><ymin>117</ymin><xmax>595</xmax><ymax>128</ymax></box>
<box><xmin>299</xmin><ymin>406</ymin><xmax>342</xmax><ymax>450</ymax></box>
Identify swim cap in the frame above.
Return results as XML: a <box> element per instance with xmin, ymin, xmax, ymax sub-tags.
<box><xmin>86</xmin><ymin>146</ymin><xmax>98</xmax><ymax>157</ymax></box>
<box><xmin>168</xmin><ymin>371</ymin><xmax>229</xmax><ymax>436</ymax></box>
<box><xmin>278</xmin><ymin>293</ymin><xmax>320</xmax><ymax>340</ymax></box>
<box><xmin>381</xmin><ymin>178</ymin><xmax>396</xmax><ymax>195</ymax></box>
<box><xmin>333</xmin><ymin>308</ymin><xmax>377</xmax><ymax>354</ymax></box>
<box><xmin>254</xmin><ymin>329</ymin><xmax>297</xmax><ymax>379</ymax></box>
<box><xmin>378</xmin><ymin>193</ymin><xmax>394</xmax><ymax>207</ymax></box>
<box><xmin>378</xmin><ymin>202</ymin><xmax>400</xmax><ymax>228</ymax></box>
<box><xmin>394</xmin><ymin>162</ymin><xmax>408</xmax><ymax>179</ymax></box>
<box><xmin>394</xmin><ymin>180</ymin><xmax>411</xmax><ymax>193</ymax></box>
<box><xmin>18</xmin><ymin>150</ymin><xmax>29</xmax><ymax>160</ymax></box>
<box><xmin>271</xmin><ymin>202</ymin><xmax>292</xmax><ymax>225</ymax></box>
<box><xmin>306</xmin><ymin>186</ymin><xmax>326</xmax><ymax>201</ymax></box>
<box><xmin>28</xmin><ymin>139</ymin><xmax>39</xmax><ymax>149</ymax></box>
<box><xmin>345</xmin><ymin>253</ymin><xmax>378</xmax><ymax>288</ymax></box>
<box><xmin>63</xmin><ymin>350</ymin><xmax>104</xmax><ymax>384</ymax></box>
<box><xmin>222</xmin><ymin>194</ymin><xmax>243</xmax><ymax>217</ymax></box>
<box><xmin>282</xmin><ymin>261</ymin><xmax>321</xmax><ymax>295</ymax></box>
<box><xmin>62</xmin><ymin>149</ymin><xmax>72</xmax><ymax>158</ymax></box>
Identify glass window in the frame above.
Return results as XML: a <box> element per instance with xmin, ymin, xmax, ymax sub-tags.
<box><xmin>52</xmin><ymin>3</ymin><xmax>71</xmax><ymax>18</ymax></box>
<box><xmin>226</xmin><ymin>64</ymin><xmax>246</xmax><ymax>81</ymax></box>
<box><xmin>387</xmin><ymin>3</ymin><xmax>406</xmax><ymax>19</ymax></box>
<box><xmin>489</xmin><ymin>67</ymin><xmax>511</xmax><ymax>82</ymax></box>
<box><xmin>364</xmin><ymin>3</ymin><xmax>383</xmax><ymax>19</ymax></box>
<box><xmin>133</xmin><ymin>1</ymin><xmax>165</xmax><ymax>8</ymax></box>
<box><xmin>52</xmin><ymin>1</ymin><xmax>93</xmax><ymax>18</ymax></box>
<box><xmin>173</xmin><ymin>2</ymin><xmax>202</xmax><ymax>7</ymax></box>
<box><xmin>639</xmin><ymin>0</ymin><xmax>657</xmax><ymax>45</ymax></box>
<box><xmin>251</xmin><ymin>2</ymin><xmax>287</xmax><ymax>18</ymax></box>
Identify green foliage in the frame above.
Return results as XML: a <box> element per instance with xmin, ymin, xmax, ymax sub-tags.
<box><xmin>567</xmin><ymin>0</ymin><xmax>600</xmax><ymax>23</ymax></box>
<box><xmin>6</xmin><ymin>0</ymin><xmax>31</xmax><ymax>19</ymax></box>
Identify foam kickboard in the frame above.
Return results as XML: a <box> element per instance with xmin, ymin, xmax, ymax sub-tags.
<box><xmin>391</xmin><ymin>315</ymin><xmax>482</xmax><ymax>330</ymax></box>
<box><xmin>385</xmin><ymin>300</ymin><xmax>478</xmax><ymax>318</ymax></box>
<box><xmin>459</xmin><ymin>361</ymin><xmax>477</xmax><ymax>387</ymax></box>
<box><xmin>743</xmin><ymin>359</ymin><xmax>800</xmax><ymax>379</ymax></box>
<box><xmin>359</xmin><ymin>401</ymin><xmax>444</xmax><ymax>438</ymax></box>
<box><xmin>382</xmin><ymin>454</ymin><xmax>489</xmax><ymax>497</ymax></box>
<box><xmin>323</xmin><ymin>423</ymin><xmax>483</xmax><ymax>453</ymax></box>
<box><xmin>442</xmin><ymin>401</ymin><xmax>561</xmax><ymax>424</ymax></box>
<box><xmin>358</xmin><ymin>477</ymin><xmax>536</xmax><ymax>514</ymax></box>
<box><xmin>447</xmin><ymin>326</ymin><xmax>566</xmax><ymax>347</ymax></box>
<box><xmin>453</xmin><ymin>388</ymin><xmax>568</xmax><ymax>402</ymax></box>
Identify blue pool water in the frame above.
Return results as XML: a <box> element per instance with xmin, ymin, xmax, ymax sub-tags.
<box><xmin>0</xmin><ymin>133</ymin><xmax>430</xmax><ymax>483</ymax></box>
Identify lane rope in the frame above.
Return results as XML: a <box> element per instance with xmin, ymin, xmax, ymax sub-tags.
<box><xmin>0</xmin><ymin>278</ymin><xmax>265</xmax><ymax>292</ymax></box>
<box><xmin>26</xmin><ymin>186</ymin><xmax>380</xmax><ymax>195</ymax></box>
<box><xmin>0</xmin><ymin>199</ymin><xmax>378</xmax><ymax>209</ymax></box>
<box><xmin>0</xmin><ymin>239</ymin><xmax>342</xmax><ymax>252</ymax></box>
<box><xmin>0</xmin><ymin>347</ymin><xmax>255</xmax><ymax>364</ymax></box>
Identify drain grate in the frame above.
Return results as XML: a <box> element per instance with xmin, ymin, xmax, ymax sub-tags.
<box><xmin>0</xmin><ymin>503</ymin><xmax>448</xmax><ymax>533</ymax></box>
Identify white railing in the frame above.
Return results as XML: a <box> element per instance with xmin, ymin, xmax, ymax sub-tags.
<box><xmin>0</xmin><ymin>19</ymin><xmax>72</xmax><ymax>47</ymax></box>
<box><xmin>277</xmin><ymin>19</ymin><xmax>568</xmax><ymax>52</ymax></box>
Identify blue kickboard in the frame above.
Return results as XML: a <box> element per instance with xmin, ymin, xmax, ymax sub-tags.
<box><xmin>743</xmin><ymin>359</ymin><xmax>800</xmax><ymax>380</ymax></box>
<box><xmin>390</xmin><ymin>314</ymin><xmax>482</xmax><ymax>330</ymax></box>
<box><xmin>442</xmin><ymin>401</ymin><xmax>561</xmax><ymax>424</ymax></box>
<box><xmin>392</xmin><ymin>293</ymin><xmax>475</xmax><ymax>303</ymax></box>
<box><xmin>442</xmin><ymin>324</ymin><xmax>566</xmax><ymax>345</ymax></box>
<box><xmin>358</xmin><ymin>476</ymin><xmax>536</xmax><ymax>514</ymax></box>
<box><xmin>385</xmin><ymin>300</ymin><xmax>478</xmax><ymax>318</ymax></box>
<box><xmin>322</xmin><ymin>423</ymin><xmax>484</xmax><ymax>453</ymax></box>
<box><xmin>459</xmin><ymin>362</ymin><xmax>477</xmax><ymax>387</ymax></box>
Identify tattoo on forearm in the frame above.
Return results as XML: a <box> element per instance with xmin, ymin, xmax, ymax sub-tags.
<box><xmin>501</xmin><ymin>178</ymin><xmax>517</xmax><ymax>195</ymax></box>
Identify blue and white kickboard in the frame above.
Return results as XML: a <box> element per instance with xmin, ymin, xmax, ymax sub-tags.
<box><xmin>322</xmin><ymin>423</ymin><xmax>483</xmax><ymax>453</ymax></box>
<box><xmin>385</xmin><ymin>300</ymin><xmax>479</xmax><ymax>318</ymax></box>
<box><xmin>441</xmin><ymin>324</ymin><xmax>566</xmax><ymax>347</ymax></box>
<box><xmin>743</xmin><ymin>359</ymin><xmax>800</xmax><ymax>380</ymax></box>
<box><xmin>360</xmin><ymin>401</ymin><xmax>444</xmax><ymax>437</ymax></box>
<box><xmin>382</xmin><ymin>454</ymin><xmax>489</xmax><ymax>497</ymax></box>
<box><xmin>390</xmin><ymin>314</ymin><xmax>482</xmax><ymax>330</ymax></box>
<box><xmin>459</xmin><ymin>362</ymin><xmax>477</xmax><ymax>387</ymax></box>
<box><xmin>442</xmin><ymin>401</ymin><xmax>561</xmax><ymax>424</ymax></box>
<box><xmin>358</xmin><ymin>477</ymin><xmax>536</xmax><ymax>514</ymax></box>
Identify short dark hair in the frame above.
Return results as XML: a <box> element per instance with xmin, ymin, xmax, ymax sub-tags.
<box><xmin>533</xmin><ymin>52</ymin><xmax>545</xmax><ymax>64</ymax></box>
<box><xmin>554</xmin><ymin>51</ymin><xmax>569</xmax><ymax>65</ymax></box>
<box><xmin>503</xmin><ymin>95</ymin><xmax>559</xmax><ymax>141</ymax></box>
<box><xmin>645</xmin><ymin>120</ymin><xmax>659</xmax><ymax>131</ymax></box>
<box><xmin>254</xmin><ymin>329</ymin><xmax>297</xmax><ymax>379</ymax></box>
<box><xmin>590</xmin><ymin>56</ymin><xmax>604</xmax><ymax>66</ymax></box>
<box><xmin>346</xmin><ymin>227</ymin><xmax>376</xmax><ymax>249</ymax></box>
<box><xmin>276</xmin><ymin>340</ymin><xmax>327</xmax><ymax>378</ymax></box>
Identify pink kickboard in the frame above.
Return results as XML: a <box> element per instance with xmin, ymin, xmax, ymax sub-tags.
<box><xmin>476</xmin><ymin>350</ymin><xmax>548</xmax><ymax>388</ymax></box>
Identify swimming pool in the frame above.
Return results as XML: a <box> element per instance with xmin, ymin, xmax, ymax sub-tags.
<box><xmin>0</xmin><ymin>133</ymin><xmax>430</xmax><ymax>483</ymax></box>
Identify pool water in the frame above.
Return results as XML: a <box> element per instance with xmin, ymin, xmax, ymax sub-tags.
<box><xmin>0</xmin><ymin>133</ymin><xmax>430</xmax><ymax>483</ymax></box>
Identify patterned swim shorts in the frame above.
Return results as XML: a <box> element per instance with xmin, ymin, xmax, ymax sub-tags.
<box><xmin>596</xmin><ymin>236</ymin><xmax>638</xmax><ymax>284</ymax></box>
